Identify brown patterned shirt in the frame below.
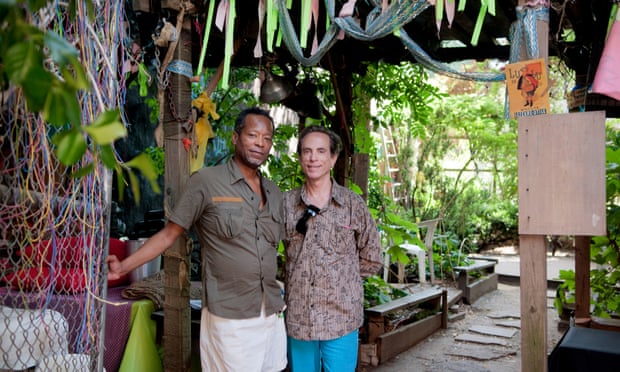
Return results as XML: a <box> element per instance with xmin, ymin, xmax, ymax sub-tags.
<box><xmin>283</xmin><ymin>180</ymin><xmax>382</xmax><ymax>340</ymax></box>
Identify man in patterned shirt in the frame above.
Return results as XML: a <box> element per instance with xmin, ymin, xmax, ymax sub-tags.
<box><xmin>283</xmin><ymin>125</ymin><xmax>382</xmax><ymax>371</ymax></box>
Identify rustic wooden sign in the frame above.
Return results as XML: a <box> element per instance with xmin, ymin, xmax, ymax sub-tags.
<box><xmin>518</xmin><ymin>111</ymin><xmax>606</xmax><ymax>236</ymax></box>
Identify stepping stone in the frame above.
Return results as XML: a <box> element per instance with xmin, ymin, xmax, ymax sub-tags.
<box><xmin>446</xmin><ymin>345</ymin><xmax>517</xmax><ymax>361</ymax></box>
<box><xmin>469</xmin><ymin>325</ymin><xmax>518</xmax><ymax>338</ymax></box>
<box><xmin>455</xmin><ymin>333</ymin><xmax>509</xmax><ymax>346</ymax></box>
<box><xmin>487</xmin><ymin>311</ymin><xmax>520</xmax><ymax>319</ymax></box>
<box><xmin>496</xmin><ymin>319</ymin><xmax>521</xmax><ymax>329</ymax></box>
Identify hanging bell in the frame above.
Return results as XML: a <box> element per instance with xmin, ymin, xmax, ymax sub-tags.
<box><xmin>260</xmin><ymin>68</ymin><xmax>293</xmax><ymax>103</ymax></box>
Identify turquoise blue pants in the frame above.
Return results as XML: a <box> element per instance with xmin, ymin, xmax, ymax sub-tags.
<box><xmin>287</xmin><ymin>330</ymin><xmax>358</xmax><ymax>372</ymax></box>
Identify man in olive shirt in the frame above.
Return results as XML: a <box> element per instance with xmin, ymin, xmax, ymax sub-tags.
<box><xmin>107</xmin><ymin>107</ymin><xmax>286</xmax><ymax>372</ymax></box>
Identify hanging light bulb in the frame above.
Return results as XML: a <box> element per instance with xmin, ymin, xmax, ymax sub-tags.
<box><xmin>260</xmin><ymin>68</ymin><xmax>293</xmax><ymax>103</ymax></box>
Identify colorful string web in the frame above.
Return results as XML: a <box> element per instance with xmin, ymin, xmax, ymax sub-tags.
<box><xmin>0</xmin><ymin>1</ymin><xmax>127</xmax><ymax>370</ymax></box>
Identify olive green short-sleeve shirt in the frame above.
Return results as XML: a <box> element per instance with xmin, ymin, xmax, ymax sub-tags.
<box><xmin>169</xmin><ymin>160</ymin><xmax>284</xmax><ymax>319</ymax></box>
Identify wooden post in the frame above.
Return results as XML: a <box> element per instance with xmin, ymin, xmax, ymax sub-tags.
<box><xmin>515</xmin><ymin>2</ymin><xmax>549</xmax><ymax>370</ymax></box>
<box><xmin>161</xmin><ymin>10</ymin><xmax>192</xmax><ymax>372</ymax></box>
<box><xmin>519</xmin><ymin>235</ymin><xmax>548</xmax><ymax>370</ymax></box>
<box><xmin>574</xmin><ymin>236</ymin><xmax>591</xmax><ymax>322</ymax></box>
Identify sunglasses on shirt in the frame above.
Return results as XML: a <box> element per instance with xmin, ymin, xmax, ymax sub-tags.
<box><xmin>295</xmin><ymin>205</ymin><xmax>320</xmax><ymax>235</ymax></box>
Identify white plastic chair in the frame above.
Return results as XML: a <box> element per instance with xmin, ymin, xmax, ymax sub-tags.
<box><xmin>383</xmin><ymin>219</ymin><xmax>439</xmax><ymax>284</ymax></box>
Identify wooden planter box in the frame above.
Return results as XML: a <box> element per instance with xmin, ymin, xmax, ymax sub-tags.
<box><xmin>359</xmin><ymin>287</ymin><xmax>447</xmax><ymax>367</ymax></box>
<box><xmin>454</xmin><ymin>257</ymin><xmax>498</xmax><ymax>304</ymax></box>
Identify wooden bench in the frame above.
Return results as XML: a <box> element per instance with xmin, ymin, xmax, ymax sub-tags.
<box><xmin>454</xmin><ymin>257</ymin><xmax>498</xmax><ymax>304</ymax></box>
<box><xmin>360</xmin><ymin>287</ymin><xmax>448</xmax><ymax>366</ymax></box>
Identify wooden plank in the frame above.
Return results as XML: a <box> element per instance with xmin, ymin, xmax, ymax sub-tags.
<box><xmin>455</xmin><ymin>333</ymin><xmax>509</xmax><ymax>346</ymax></box>
<box><xmin>469</xmin><ymin>325</ymin><xmax>517</xmax><ymax>338</ymax></box>
<box><xmin>520</xmin><ymin>235</ymin><xmax>547</xmax><ymax>372</ymax></box>
<box><xmin>366</xmin><ymin>288</ymin><xmax>441</xmax><ymax>315</ymax></box>
<box><xmin>377</xmin><ymin>313</ymin><xmax>442</xmax><ymax>363</ymax></box>
<box><xmin>518</xmin><ymin>111</ymin><xmax>606</xmax><ymax>235</ymax></box>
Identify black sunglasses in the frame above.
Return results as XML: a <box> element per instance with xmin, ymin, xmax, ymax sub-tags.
<box><xmin>295</xmin><ymin>205</ymin><xmax>320</xmax><ymax>235</ymax></box>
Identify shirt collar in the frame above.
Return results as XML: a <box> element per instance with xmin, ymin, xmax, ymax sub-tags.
<box><xmin>299</xmin><ymin>178</ymin><xmax>346</xmax><ymax>208</ymax></box>
<box><xmin>226</xmin><ymin>157</ymin><xmax>263</xmax><ymax>185</ymax></box>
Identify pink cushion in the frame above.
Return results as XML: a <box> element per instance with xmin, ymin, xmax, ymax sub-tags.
<box><xmin>54</xmin><ymin>268</ymin><xmax>87</xmax><ymax>294</ymax></box>
<box><xmin>11</xmin><ymin>237</ymin><xmax>129</xmax><ymax>291</ymax></box>
<box><xmin>5</xmin><ymin>268</ymin><xmax>52</xmax><ymax>291</ymax></box>
<box><xmin>21</xmin><ymin>237</ymin><xmax>88</xmax><ymax>268</ymax></box>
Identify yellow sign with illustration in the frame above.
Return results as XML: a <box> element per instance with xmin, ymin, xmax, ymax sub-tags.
<box><xmin>506</xmin><ymin>58</ymin><xmax>550</xmax><ymax>119</ymax></box>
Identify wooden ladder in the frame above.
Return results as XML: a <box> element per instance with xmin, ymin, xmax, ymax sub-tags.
<box><xmin>379</xmin><ymin>126</ymin><xmax>401</xmax><ymax>201</ymax></box>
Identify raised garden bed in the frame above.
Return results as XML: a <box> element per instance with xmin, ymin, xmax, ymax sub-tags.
<box><xmin>359</xmin><ymin>287</ymin><xmax>447</xmax><ymax>367</ymax></box>
<box><xmin>454</xmin><ymin>257</ymin><xmax>498</xmax><ymax>304</ymax></box>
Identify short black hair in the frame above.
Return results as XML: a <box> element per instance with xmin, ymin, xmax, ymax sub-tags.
<box><xmin>235</xmin><ymin>107</ymin><xmax>274</xmax><ymax>134</ymax></box>
<box><xmin>296</xmin><ymin>125</ymin><xmax>343</xmax><ymax>156</ymax></box>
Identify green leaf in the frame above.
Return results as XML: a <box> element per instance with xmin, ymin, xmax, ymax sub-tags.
<box><xmin>116</xmin><ymin>166</ymin><xmax>127</xmax><ymax>202</ymax></box>
<box><xmin>21</xmin><ymin>69</ymin><xmax>53</xmax><ymax>112</ymax></box>
<box><xmin>125</xmin><ymin>152</ymin><xmax>161</xmax><ymax>194</ymax></box>
<box><xmin>100</xmin><ymin>144</ymin><xmax>117</xmax><ymax>169</ymax></box>
<box><xmin>85</xmin><ymin>110</ymin><xmax>127</xmax><ymax>144</ymax></box>
<box><xmin>127</xmin><ymin>170</ymin><xmax>140</xmax><ymax>204</ymax></box>
<box><xmin>44</xmin><ymin>30</ymin><xmax>79</xmax><ymax>66</ymax></box>
<box><xmin>26</xmin><ymin>0</ymin><xmax>48</xmax><ymax>11</ymax></box>
<box><xmin>52</xmin><ymin>128</ymin><xmax>87</xmax><ymax>165</ymax></box>
<box><xmin>61</xmin><ymin>56</ymin><xmax>90</xmax><ymax>90</ymax></box>
<box><xmin>43</xmin><ymin>81</ymin><xmax>81</xmax><ymax>126</ymax></box>
<box><xmin>71</xmin><ymin>162</ymin><xmax>95</xmax><ymax>178</ymax></box>
<box><xmin>4</xmin><ymin>41</ymin><xmax>43</xmax><ymax>85</ymax></box>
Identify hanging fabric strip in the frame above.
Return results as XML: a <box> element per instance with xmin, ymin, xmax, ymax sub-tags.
<box><xmin>254</xmin><ymin>0</ymin><xmax>266</xmax><ymax>58</ymax></box>
<box><xmin>508</xmin><ymin>5</ymin><xmax>549</xmax><ymax>62</ymax></box>
<box><xmin>266</xmin><ymin>0</ymin><xmax>277</xmax><ymax>52</ymax></box>
<box><xmin>337</xmin><ymin>0</ymin><xmax>357</xmax><ymax>40</ymax></box>
<box><xmin>278</xmin><ymin>0</ymin><xmax>339</xmax><ymax>66</ymax></box>
<box><xmin>300</xmin><ymin>0</ymin><xmax>312</xmax><ymax>48</ymax></box>
<box><xmin>196</xmin><ymin>0</ymin><xmax>216</xmax><ymax>76</ymax></box>
<box><xmin>399</xmin><ymin>28</ymin><xmax>505</xmax><ymax>82</ymax></box>
<box><xmin>332</xmin><ymin>0</ymin><xmax>427</xmax><ymax>41</ymax></box>
<box><xmin>222</xmin><ymin>0</ymin><xmax>236</xmax><ymax>89</ymax></box>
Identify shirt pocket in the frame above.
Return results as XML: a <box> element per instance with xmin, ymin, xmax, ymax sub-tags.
<box><xmin>213</xmin><ymin>204</ymin><xmax>244</xmax><ymax>239</ymax></box>
<box><xmin>330</xmin><ymin>224</ymin><xmax>356</xmax><ymax>256</ymax></box>
<box><xmin>262</xmin><ymin>210</ymin><xmax>283</xmax><ymax>247</ymax></box>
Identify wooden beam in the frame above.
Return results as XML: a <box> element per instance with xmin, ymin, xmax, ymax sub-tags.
<box><xmin>161</xmin><ymin>10</ymin><xmax>192</xmax><ymax>372</ymax></box>
<box><xmin>574</xmin><ymin>236</ymin><xmax>591</xmax><ymax>322</ymax></box>
<box><xmin>519</xmin><ymin>235</ymin><xmax>548</xmax><ymax>372</ymax></box>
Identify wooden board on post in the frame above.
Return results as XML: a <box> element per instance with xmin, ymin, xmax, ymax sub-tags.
<box><xmin>518</xmin><ymin>111</ymin><xmax>606</xmax><ymax>236</ymax></box>
<box><xmin>517</xmin><ymin>111</ymin><xmax>606</xmax><ymax>372</ymax></box>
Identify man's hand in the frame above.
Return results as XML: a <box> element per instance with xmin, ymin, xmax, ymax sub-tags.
<box><xmin>106</xmin><ymin>255</ymin><xmax>123</xmax><ymax>281</ymax></box>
